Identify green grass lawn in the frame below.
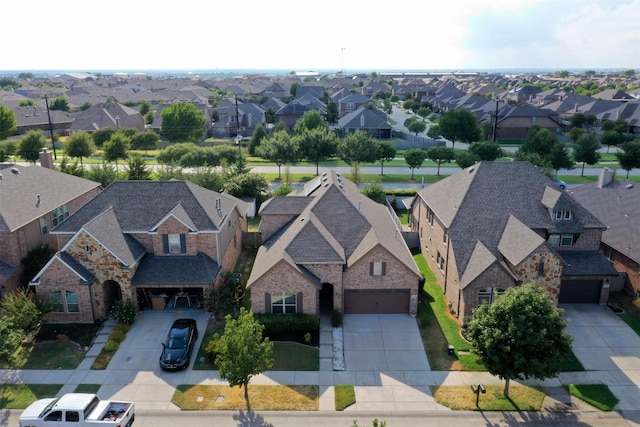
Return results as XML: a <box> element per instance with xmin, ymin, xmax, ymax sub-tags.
<box><xmin>567</xmin><ymin>384</ymin><xmax>619</xmax><ymax>411</ymax></box>
<box><xmin>0</xmin><ymin>384</ymin><xmax>62</xmax><ymax>409</ymax></box>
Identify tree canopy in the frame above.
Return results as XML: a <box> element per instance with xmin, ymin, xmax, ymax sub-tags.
<box><xmin>437</xmin><ymin>109</ymin><xmax>482</xmax><ymax>149</ymax></box>
<box><xmin>404</xmin><ymin>148</ymin><xmax>427</xmax><ymax>179</ymax></box>
<box><xmin>616</xmin><ymin>140</ymin><xmax>640</xmax><ymax>178</ymax></box>
<box><xmin>18</xmin><ymin>130</ymin><xmax>46</xmax><ymax>163</ymax></box>
<box><xmin>426</xmin><ymin>146</ymin><xmax>455</xmax><ymax>176</ymax></box>
<box><xmin>257</xmin><ymin>130</ymin><xmax>300</xmax><ymax>180</ymax></box>
<box><xmin>0</xmin><ymin>105</ymin><xmax>17</xmax><ymax>140</ymax></box>
<box><xmin>375</xmin><ymin>140</ymin><xmax>396</xmax><ymax>176</ymax></box>
<box><xmin>214</xmin><ymin>308</ymin><xmax>274</xmax><ymax>409</ymax></box>
<box><xmin>467</xmin><ymin>284</ymin><xmax>573</xmax><ymax>397</ymax></box>
<box><xmin>573</xmin><ymin>133</ymin><xmax>601</xmax><ymax>176</ymax></box>
<box><xmin>337</xmin><ymin>132</ymin><xmax>378</xmax><ymax>184</ymax></box>
<box><xmin>130</xmin><ymin>130</ymin><xmax>159</xmax><ymax>155</ymax></box>
<box><xmin>468</xmin><ymin>141</ymin><xmax>503</xmax><ymax>161</ymax></box>
<box><xmin>298</xmin><ymin>127</ymin><xmax>337</xmax><ymax>176</ymax></box>
<box><xmin>65</xmin><ymin>131</ymin><xmax>95</xmax><ymax>165</ymax></box>
<box><xmin>103</xmin><ymin>133</ymin><xmax>130</xmax><ymax>170</ymax></box>
<box><xmin>161</xmin><ymin>102</ymin><xmax>206</xmax><ymax>143</ymax></box>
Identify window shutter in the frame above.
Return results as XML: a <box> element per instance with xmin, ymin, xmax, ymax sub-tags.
<box><xmin>163</xmin><ymin>235</ymin><xmax>169</xmax><ymax>253</ymax></box>
<box><xmin>180</xmin><ymin>234</ymin><xmax>187</xmax><ymax>253</ymax></box>
<box><xmin>369</xmin><ymin>262</ymin><xmax>374</xmax><ymax>276</ymax></box>
<box><xmin>265</xmin><ymin>293</ymin><xmax>271</xmax><ymax>313</ymax></box>
<box><xmin>297</xmin><ymin>292</ymin><xmax>303</xmax><ymax>314</ymax></box>
<box><xmin>382</xmin><ymin>262</ymin><xmax>386</xmax><ymax>276</ymax></box>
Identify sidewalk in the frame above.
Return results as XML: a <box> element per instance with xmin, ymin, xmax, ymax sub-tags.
<box><xmin>1</xmin><ymin>308</ymin><xmax>637</xmax><ymax>413</ymax></box>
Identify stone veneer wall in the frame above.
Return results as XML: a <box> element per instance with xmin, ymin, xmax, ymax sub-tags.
<box><xmin>514</xmin><ymin>249</ymin><xmax>563</xmax><ymax>304</ymax></box>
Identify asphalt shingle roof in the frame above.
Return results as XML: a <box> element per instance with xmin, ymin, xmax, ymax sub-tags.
<box><xmin>131</xmin><ymin>253</ymin><xmax>220</xmax><ymax>285</ymax></box>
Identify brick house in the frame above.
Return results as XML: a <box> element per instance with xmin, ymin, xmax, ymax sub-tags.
<box><xmin>0</xmin><ymin>156</ymin><xmax>101</xmax><ymax>298</ymax></box>
<box><xmin>247</xmin><ymin>170</ymin><xmax>422</xmax><ymax>316</ymax></box>
<box><xmin>569</xmin><ymin>169</ymin><xmax>640</xmax><ymax>297</ymax></box>
<box><xmin>410</xmin><ymin>162</ymin><xmax>617</xmax><ymax>323</ymax></box>
<box><xmin>487</xmin><ymin>104</ymin><xmax>563</xmax><ymax>140</ymax></box>
<box><xmin>30</xmin><ymin>180</ymin><xmax>249</xmax><ymax>323</ymax></box>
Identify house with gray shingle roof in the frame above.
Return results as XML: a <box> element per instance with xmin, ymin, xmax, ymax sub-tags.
<box><xmin>410</xmin><ymin>161</ymin><xmax>617</xmax><ymax>323</ymax></box>
<box><xmin>247</xmin><ymin>170</ymin><xmax>421</xmax><ymax>315</ymax></box>
<box><xmin>0</xmin><ymin>159</ymin><xmax>101</xmax><ymax>298</ymax></box>
<box><xmin>337</xmin><ymin>107</ymin><xmax>392</xmax><ymax>139</ymax></box>
<box><xmin>30</xmin><ymin>180</ymin><xmax>249</xmax><ymax>322</ymax></box>
<box><xmin>569</xmin><ymin>169</ymin><xmax>640</xmax><ymax>297</ymax></box>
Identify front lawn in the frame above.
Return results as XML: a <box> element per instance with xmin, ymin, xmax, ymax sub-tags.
<box><xmin>432</xmin><ymin>385</ymin><xmax>545</xmax><ymax>411</ymax></box>
<box><xmin>0</xmin><ymin>384</ymin><xmax>62</xmax><ymax>409</ymax></box>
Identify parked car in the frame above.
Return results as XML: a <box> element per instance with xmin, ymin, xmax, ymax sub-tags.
<box><xmin>552</xmin><ymin>178</ymin><xmax>566</xmax><ymax>189</ymax></box>
<box><xmin>159</xmin><ymin>318</ymin><xmax>198</xmax><ymax>370</ymax></box>
<box><xmin>19</xmin><ymin>393</ymin><xmax>134</xmax><ymax>427</ymax></box>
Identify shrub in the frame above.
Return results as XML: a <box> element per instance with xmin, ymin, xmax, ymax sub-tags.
<box><xmin>254</xmin><ymin>313</ymin><xmax>319</xmax><ymax>334</ymax></box>
<box><xmin>0</xmin><ymin>290</ymin><xmax>42</xmax><ymax>333</ymax></box>
<box><xmin>204</xmin><ymin>336</ymin><xmax>222</xmax><ymax>364</ymax></box>
<box><xmin>331</xmin><ymin>310</ymin><xmax>343</xmax><ymax>327</ymax></box>
<box><xmin>111</xmin><ymin>300</ymin><xmax>136</xmax><ymax>325</ymax></box>
<box><xmin>103</xmin><ymin>339</ymin><xmax>119</xmax><ymax>353</ymax></box>
<box><xmin>108</xmin><ymin>329</ymin><xmax>127</xmax><ymax>343</ymax></box>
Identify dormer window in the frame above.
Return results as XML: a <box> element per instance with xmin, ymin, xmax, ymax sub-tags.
<box><xmin>548</xmin><ymin>233</ymin><xmax>573</xmax><ymax>247</ymax></box>
<box><xmin>554</xmin><ymin>210</ymin><xmax>572</xmax><ymax>220</ymax></box>
<box><xmin>164</xmin><ymin>234</ymin><xmax>186</xmax><ymax>254</ymax></box>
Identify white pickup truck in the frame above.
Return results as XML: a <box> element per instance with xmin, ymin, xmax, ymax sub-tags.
<box><xmin>19</xmin><ymin>393</ymin><xmax>135</xmax><ymax>427</ymax></box>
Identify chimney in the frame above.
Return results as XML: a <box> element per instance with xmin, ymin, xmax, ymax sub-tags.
<box><xmin>39</xmin><ymin>148</ymin><xmax>53</xmax><ymax>169</ymax></box>
<box><xmin>360</xmin><ymin>114</ymin><xmax>365</xmax><ymax>127</ymax></box>
<box><xmin>597</xmin><ymin>168</ymin><xmax>614</xmax><ymax>188</ymax></box>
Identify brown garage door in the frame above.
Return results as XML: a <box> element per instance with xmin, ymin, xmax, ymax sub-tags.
<box><xmin>344</xmin><ymin>289</ymin><xmax>410</xmax><ymax>314</ymax></box>
<box><xmin>558</xmin><ymin>279</ymin><xmax>601</xmax><ymax>303</ymax></box>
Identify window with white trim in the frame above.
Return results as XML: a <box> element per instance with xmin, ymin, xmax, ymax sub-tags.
<box><xmin>51</xmin><ymin>204</ymin><xmax>69</xmax><ymax>227</ymax></box>
<box><xmin>271</xmin><ymin>292</ymin><xmax>296</xmax><ymax>314</ymax></box>
<box><xmin>50</xmin><ymin>290</ymin><xmax>80</xmax><ymax>313</ymax></box>
<box><xmin>40</xmin><ymin>216</ymin><xmax>48</xmax><ymax>235</ymax></box>
<box><xmin>548</xmin><ymin>233</ymin><xmax>574</xmax><ymax>247</ymax></box>
<box><xmin>168</xmin><ymin>234</ymin><xmax>182</xmax><ymax>253</ymax></box>
<box><xmin>371</xmin><ymin>261</ymin><xmax>385</xmax><ymax>276</ymax></box>
<box><xmin>554</xmin><ymin>210</ymin><xmax>572</xmax><ymax>220</ymax></box>
<box><xmin>478</xmin><ymin>287</ymin><xmax>505</xmax><ymax>307</ymax></box>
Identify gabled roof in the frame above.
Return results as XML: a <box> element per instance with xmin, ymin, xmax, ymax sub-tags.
<box><xmin>0</xmin><ymin>164</ymin><xmax>100</xmax><ymax>232</ymax></box>
<box><xmin>570</xmin><ymin>179</ymin><xmax>640</xmax><ymax>263</ymax></box>
<box><xmin>31</xmin><ymin>251</ymin><xmax>97</xmax><ymax>285</ymax></box>
<box><xmin>131</xmin><ymin>253</ymin><xmax>220</xmax><ymax>285</ymax></box>
<box><xmin>414</xmin><ymin>162</ymin><xmax>605</xmax><ymax>277</ymax></box>
<box><xmin>248</xmin><ymin>170</ymin><xmax>420</xmax><ymax>288</ymax></box>
<box><xmin>498</xmin><ymin>215</ymin><xmax>546</xmax><ymax>266</ymax></box>
<box><xmin>53</xmin><ymin>180</ymin><xmax>248</xmax><ymax>234</ymax></box>
<box><xmin>338</xmin><ymin>108</ymin><xmax>391</xmax><ymax>130</ymax></box>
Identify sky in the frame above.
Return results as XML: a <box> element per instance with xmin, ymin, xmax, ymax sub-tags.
<box><xmin>1</xmin><ymin>0</ymin><xmax>639</xmax><ymax>72</ymax></box>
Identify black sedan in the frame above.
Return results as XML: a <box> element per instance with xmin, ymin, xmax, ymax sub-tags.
<box><xmin>159</xmin><ymin>318</ymin><xmax>198</xmax><ymax>370</ymax></box>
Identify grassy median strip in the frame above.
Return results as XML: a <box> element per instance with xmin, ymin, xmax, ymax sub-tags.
<box><xmin>568</xmin><ymin>384</ymin><xmax>619</xmax><ymax>411</ymax></box>
<box><xmin>432</xmin><ymin>385</ymin><xmax>545</xmax><ymax>411</ymax></box>
<box><xmin>0</xmin><ymin>384</ymin><xmax>62</xmax><ymax>409</ymax></box>
<box><xmin>334</xmin><ymin>384</ymin><xmax>356</xmax><ymax>411</ymax></box>
<box><xmin>172</xmin><ymin>384</ymin><xmax>318</xmax><ymax>410</ymax></box>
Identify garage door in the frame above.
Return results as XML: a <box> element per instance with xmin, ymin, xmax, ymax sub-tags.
<box><xmin>558</xmin><ymin>279</ymin><xmax>601</xmax><ymax>303</ymax></box>
<box><xmin>344</xmin><ymin>289</ymin><xmax>410</xmax><ymax>314</ymax></box>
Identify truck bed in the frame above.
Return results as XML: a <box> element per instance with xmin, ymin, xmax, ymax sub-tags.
<box><xmin>88</xmin><ymin>401</ymin><xmax>134</xmax><ymax>423</ymax></box>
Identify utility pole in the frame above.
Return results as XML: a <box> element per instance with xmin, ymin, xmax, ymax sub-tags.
<box><xmin>44</xmin><ymin>95</ymin><xmax>57</xmax><ymax>160</ymax></box>
<box><xmin>492</xmin><ymin>98</ymin><xmax>499</xmax><ymax>143</ymax></box>
<box><xmin>234</xmin><ymin>95</ymin><xmax>241</xmax><ymax>153</ymax></box>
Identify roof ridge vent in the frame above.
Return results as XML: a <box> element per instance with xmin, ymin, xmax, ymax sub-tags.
<box><xmin>626</xmin><ymin>183</ymin><xmax>634</xmax><ymax>189</ymax></box>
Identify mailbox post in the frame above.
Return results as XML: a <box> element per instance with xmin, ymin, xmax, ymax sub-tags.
<box><xmin>471</xmin><ymin>384</ymin><xmax>486</xmax><ymax>407</ymax></box>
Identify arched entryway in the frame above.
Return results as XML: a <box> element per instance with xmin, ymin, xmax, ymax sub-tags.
<box><xmin>103</xmin><ymin>280</ymin><xmax>123</xmax><ymax>318</ymax></box>
<box><xmin>319</xmin><ymin>283</ymin><xmax>334</xmax><ymax>315</ymax></box>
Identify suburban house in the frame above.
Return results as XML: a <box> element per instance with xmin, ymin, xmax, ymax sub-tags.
<box><xmin>70</xmin><ymin>102</ymin><xmax>145</xmax><ymax>133</ymax></box>
<box><xmin>410</xmin><ymin>161</ymin><xmax>618</xmax><ymax>323</ymax></box>
<box><xmin>336</xmin><ymin>93</ymin><xmax>373</xmax><ymax>118</ymax></box>
<box><xmin>488</xmin><ymin>104</ymin><xmax>563</xmax><ymax>140</ymax></box>
<box><xmin>0</xmin><ymin>154</ymin><xmax>101</xmax><ymax>297</ymax></box>
<box><xmin>337</xmin><ymin>107</ymin><xmax>392</xmax><ymax>139</ymax></box>
<box><xmin>276</xmin><ymin>100</ymin><xmax>326</xmax><ymax>129</ymax></box>
<box><xmin>10</xmin><ymin>105</ymin><xmax>74</xmax><ymax>136</ymax></box>
<box><xmin>247</xmin><ymin>170</ymin><xmax>422</xmax><ymax>315</ymax></box>
<box><xmin>569</xmin><ymin>169</ymin><xmax>640</xmax><ymax>297</ymax></box>
<box><xmin>30</xmin><ymin>180</ymin><xmax>249</xmax><ymax>323</ymax></box>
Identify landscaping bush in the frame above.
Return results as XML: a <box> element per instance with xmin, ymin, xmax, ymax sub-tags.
<box><xmin>254</xmin><ymin>313</ymin><xmax>319</xmax><ymax>334</ymax></box>
<box><xmin>331</xmin><ymin>310</ymin><xmax>343</xmax><ymax>327</ymax></box>
<box><xmin>111</xmin><ymin>300</ymin><xmax>136</xmax><ymax>325</ymax></box>
<box><xmin>103</xmin><ymin>339</ymin><xmax>119</xmax><ymax>353</ymax></box>
<box><xmin>204</xmin><ymin>337</ymin><xmax>222</xmax><ymax>364</ymax></box>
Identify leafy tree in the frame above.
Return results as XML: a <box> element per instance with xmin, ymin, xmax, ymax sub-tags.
<box><xmin>570</xmin><ymin>113</ymin><xmax>587</xmax><ymax>128</ymax></box>
<box><xmin>467</xmin><ymin>284</ymin><xmax>572</xmax><ymax>397</ymax></box>
<box><xmin>144</xmin><ymin>111</ymin><xmax>155</xmax><ymax>125</ymax></box>
<box><xmin>455</xmin><ymin>150</ymin><xmax>479</xmax><ymax>169</ymax></box>
<box><xmin>573</xmin><ymin>133</ymin><xmax>601</xmax><ymax>176</ymax></box>
<box><xmin>404</xmin><ymin>148</ymin><xmax>427</xmax><ymax>179</ymax></box>
<box><xmin>92</xmin><ymin>127</ymin><xmax>117</xmax><ymax>148</ymax></box>
<box><xmin>50</xmin><ymin>96</ymin><xmax>70</xmax><ymax>112</ymax></box>
<box><xmin>289</xmin><ymin>82</ymin><xmax>300</xmax><ymax>97</ymax></box>
<box><xmin>568</xmin><ymin>127</ymin><xmax>586</xmax><ymax>143</ymax></box>
<box><xmin>361</xmin><ymin>182</ymin><xmax>386</xmax><ymax>204</ymax></box>
<box><xmin>0</xmin><ymin>290</ymin><xmax>42</xmax><ymax>333</ymax></box>
<box><xmin>294</xmin><ymin>110</ymin><xmax>327</xmax><ymax>134</ymax></box>
<box><xmin>437</xmin><ymin>109</ymin><xmax>482</xmax><ymax>149</ymax></box>
<box><xmin>325</xmin><ymin>101</ymin><xmax>339</xmax><ymax>124</ymax></box>
<box><xmin>427</xmin><ymin>124</ymin><xmax>441</xmax><ymax>140</ymax></box>
<box><xmin>18</xmin><ymin>130</ymin><xmax>46</xmax><ymax>163</ymax></box>
<box><xmin>337</xmin><ymin>132</ymin><xmax>379</xmax><ymax>184</ymax></box>
<box><xmin>602</xmin><ymin>119</ymin><xmax>629</xmax><ymax>134</ymax></box>
<box><xmin>257</xmin><ymin>130</ymin><xmax>300</xmax><ymax>180</ymax></box>
<box><xmin>547</xmin><ymin>142</ymin><xmax>574</xmax><ymax>175</ymax></box>
<box><xmin>138</xmin><ymin>100</ymin><xmax>151</xmax><ymax>116</ymax></box>
<box><xmin>130</xmin><ymin>130</ymin><xmax>159</xmax><ymax>156</ymax></box>
<box><xmin>0</xmin><ymin>105</ymin><xmax>17</xmax><ymax>140</ymax></box>
<box><xmin>406</xmin><ymin>119</ymin><xmax>426</xmax><ymax>135</ymax></box>
<box><xmin>468</xmin><ymin>141</ymin><xmax>503</xmax><ymax>161</ymax></box>
<box><xmin>376</xmin><ymin>140</ymin><xmax>396</xmax><ymax>176</ymax></box>
<box><xmin>126</xmin><ymin>154</ymin><xmax>152</xmax><ymax>180</ymax></box>
<box><xmin>103</xmin><ymin>133</ymin><xmax>130</xmax><ymax>170</ymax></box>
<box><xmin>417</xmin><ymin>107</ymin><xmax>431</xmax><ymax>120</ymax></box>
<box><xmin>86</xmin><ymin>161</ymin><xmax>118</xmax><ymax>187</ymax></box>
<box><xmin>298</xmin><ymin>127</ymin><xmax>338</xmax><ymax>176</ymax></box>
<box><xmin>0</xmin><ymin>317</ymin><xmax>22</xmax><ymax>364</ymax></box>
<box><xmin>223</xmin><ymin>172</ymin><xmax>269</xmax><ymax>200</ymax></box>
<box><xmin>214</xmin><ymin>308</ymin><xmax>274</xmax><ymax>409</ymax></box>
<box><xmin>161</xmin><ymin>102</ymin><xmax>206</xmax><ymax>143</ymax></box>
<box><xmin>20</xmin><ymin>243</ymin><xmax>55</xmax><ymax>289</ymax></box>
<box><xmin>65</xmin><ymin>131</ymin><xmax>95</xmax><ymax>165</ymax></box>
<box><xmin>186</xmin><ymin>166</ymin><xmax>223</xmax><ymax>192</ymax></box>
<box><xmin>248</xmin><ymin>124</ymin><xmax>267</xmax><ymax>156</ymax></box>
<box><xmin>519</xmin><ymin>125</ymin><xmax>559</xmax><ymax>158</ymax></box>
<box><xmin>558</xmin><ymin>70</ymin><xmax>570</xmax><ymax>78</ymax></box>
<box><xmin>264</xmin><ymin>107</ymin><xmax>277</xmax><ymax>124</ymax></box>
<box><xmin>156</xmin><ymin>142</ymin><xmax>200</xmax><ymax>165</ymax></box>
<box><xmin>600</xmin><ymin>130</ymin><xmax>625</xmax><ymax>153</ymax></box>
<box><xmin>57</xmin><ymin>158</ymin><xmax>85</xmax><ymax>178</ymax></box>
<box><xmin>426</xmin><ymin>146</ymin><xmax>455</xmax><ymax>176</ymax></box>
<box><xmin>79</xmin><ymin>101</ymin><xmax>92</xmax><ymax>111</ymax></box>
<box><xmin>616</xmin><ymin>140</ymin><xmax>640</xmax><ymax>178</ymax></box>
